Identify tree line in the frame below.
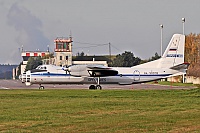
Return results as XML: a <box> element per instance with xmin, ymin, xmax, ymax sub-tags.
<box><xmin>185</xmin><ymin>33</ymin><xmax>200</xmax><ymax>77</ymax></box>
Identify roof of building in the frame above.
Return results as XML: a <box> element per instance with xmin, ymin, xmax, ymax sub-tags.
<box><xmin>72</xmin><ymin>56</ymin><xmax>110</xmax><ymax>61</ymax></box>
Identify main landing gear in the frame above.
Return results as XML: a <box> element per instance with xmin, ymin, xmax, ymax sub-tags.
<box><xmin>89</xmin><ymin>77</ymin><xmax>102</xmax><ymax>90</ymax></box>
<box><xmin>89</xmin><ymin>84</ymin><xmax>102</xmax><ymax>90</ymax></box>
<box><xmin>39</xmin><ymin>84</ymin><xmax>44</xmax><ymax>89</ymax></box>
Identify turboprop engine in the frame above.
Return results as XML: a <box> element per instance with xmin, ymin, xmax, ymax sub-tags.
<box><xmin>65</xmin><ymin>65</ymin><xmax>90</xmax><ymax>77</ymax></box>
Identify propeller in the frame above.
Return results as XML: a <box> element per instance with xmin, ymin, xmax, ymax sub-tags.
<box><xmin>62</xmin><ymin>65</ymin><xmax>72</xmax><ymax>74</ymax></box>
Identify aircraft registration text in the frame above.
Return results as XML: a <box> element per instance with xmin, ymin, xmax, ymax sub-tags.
<box><xmin>144</xmin><ymin>71</ymin><xmax>158</xmax><ymax>74</ymax></box>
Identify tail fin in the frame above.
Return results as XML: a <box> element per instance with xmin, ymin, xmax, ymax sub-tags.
<box><xmin>158</xmin><ymin>34</ymin><xmax>185</xmax><ymax>68</ymax></box>
<box><xmin>135</xmin><ymin>34</ymin><xmax>185</xmax><ymax>69</ymax></box>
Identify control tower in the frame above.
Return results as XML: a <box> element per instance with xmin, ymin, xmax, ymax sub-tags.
<box><xmin>54</xmin><ymin>36</ymin><xmax>72</xmax><ymax>66</ymax></box>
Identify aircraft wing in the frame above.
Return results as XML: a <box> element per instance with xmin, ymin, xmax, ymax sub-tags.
<box><xmin>87</xmin><ymin>65</ymin><xmax>118</xmax><ymax>77</ymax></box>
<box><xmin>65</xmin><ymin>64</ymin><xmax>118</xmax><ymax>77</ymax></box>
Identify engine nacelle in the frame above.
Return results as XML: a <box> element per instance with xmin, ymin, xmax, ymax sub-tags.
<box><xmin>67</xmin><ymin>65</ymin><xmax>90</xmax><ymax>77</ymax></box>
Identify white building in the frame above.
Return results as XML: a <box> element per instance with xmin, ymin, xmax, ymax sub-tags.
<box><xmin>21</xmin><ymin>51</ymin><xmax>50</xmax><ymax>74</ymax></box>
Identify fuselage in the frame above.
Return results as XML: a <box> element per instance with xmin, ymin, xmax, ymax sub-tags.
<box><xmin>23</xmin><ymin>65</ymin><xmax>178</xmax><ymax>86</ymax></box>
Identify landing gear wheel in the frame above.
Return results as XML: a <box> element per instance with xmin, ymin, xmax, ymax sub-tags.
<box><xmin>39</xmin><ymin>86</ymin><xmax>44</xmax><ymax>89</ymax></box>
<box><xmin>96</xmin><ymin>85</ymin><xmax>102</xmax><ymax>90</ymax></box>
<box><xmin>89</xmin><ymin>85</ymin><xmax>96</xmax><ymax>90</ymax></box>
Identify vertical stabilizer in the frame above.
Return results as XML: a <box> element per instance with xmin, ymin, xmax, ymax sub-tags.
<box><xmin>159</xmin><ymin>34</ymin><xmax>185</xmax><ymax>68</ymax></box>
<box><xmin>134</xmin><ymin>34</ymin><xmax>185</xmax><ymax>69</ymax></box>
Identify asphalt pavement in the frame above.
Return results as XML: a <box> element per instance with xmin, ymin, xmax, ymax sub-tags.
<box><xmin>0</xmin><ymin>79</ymin><xmax>195</xmax><ymax>90</ymax></box>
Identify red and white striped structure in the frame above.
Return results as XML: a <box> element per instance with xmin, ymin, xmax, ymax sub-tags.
<box><xmin>21</xmin><ymin>51</ymin><xmax>49</xmax><ymax>57</ymax></box>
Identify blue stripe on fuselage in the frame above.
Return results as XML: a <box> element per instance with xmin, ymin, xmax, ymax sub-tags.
<box><xmin>117</xmin><ymin>74</ymin><xmax>171</xmax><ymax>77</ymax></box>
<box><xmin>31</xmin><ymin>73</ymin><xmax>171</xmax><ymax>77</ymax></box>
<box><xmin>31</xmin><ymin>73</ymin><xmax>70</xmax><ymax>76</ymax></box>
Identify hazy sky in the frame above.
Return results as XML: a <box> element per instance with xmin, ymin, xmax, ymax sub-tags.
<box><xmin>0</xmin><ymin>0</ymin><xmax>200</xmax><ymax>64</ymax></box>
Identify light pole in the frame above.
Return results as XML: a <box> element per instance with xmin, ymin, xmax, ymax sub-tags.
<box><xmin>160</xmin><ymin>24</ymin><xmax>163</xmax><ymax>56</ymax></box>
<box><xmin>182</xmin><ymin>18</ymin><xmax>186</xmax><ymax>83</ymax></box>
<box><xmin>47</xmin><ymin>45</ymin><xmax>49</xmax><ymax>52</ymax></box>
<box><xmin>182</xmin><ymin>18</ymin><xmax>185</xmax><ymax>35</ymax></box>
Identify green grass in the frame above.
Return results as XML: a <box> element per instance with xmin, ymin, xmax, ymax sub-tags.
<box><xmin>151</xmin><ymin>81</ymin><xmax>195</xmax><ymax>87</ymax></box>
<box><xmin>0</xmin><ymin>89</ymin><xmax>200</xmax><ymax>132</ymax></box>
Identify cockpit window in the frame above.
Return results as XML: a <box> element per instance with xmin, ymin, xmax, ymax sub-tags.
<box><xmin>36</xmin><ymin>66</ymin><xmax>47</xmax><ymax>70</ymax></box>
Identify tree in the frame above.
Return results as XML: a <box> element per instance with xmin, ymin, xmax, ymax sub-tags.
<box><xmin>76</xmin><ymin>51</ymin><xmax>85</xmax><ymax>56</ymax></box>
<box><xmin>112</xmin><ymin>51</ymin><xmax>141</xmax><ymax>67</ymax></box>
<box><xmin>42</xmin><ymin>52</ymin><xmax>54</xmax><ymax>59</ymax></box>
<box><xmin>185</xmin><ymin>33</ymin><xmax>199</xmax><ymax>67</ymax></box>
<box><xmin>25</xmin><ymin>57</ymin><xmax>42</xmax><ymax>71</ymax></box>
<box><xmin>185</xmin><ymin>33</ymin><xmax>200</xmax><ymax>76</ymax></box>
<box><xmin>112</xmin><ymin>54</ymin><xmax>123</xmax><ymax>67</ymax></box>
<box><xmin>80</xmin><ymin>51</ymin><xmax>85</xmax><ymax>56</ymax></box>
<box><xmin>16</xmin><ymin>62</ymin><xmax>23</xmax><ymax>79</ymax></box>
<box><xmin>148</xmin><ymin>52</ymin><xmax>161</xmax><ymax>61</ymax></box>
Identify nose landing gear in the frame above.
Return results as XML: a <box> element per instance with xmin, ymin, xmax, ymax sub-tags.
<box><xmin>39</xmin><ymin>84</ymin><xmax>45</xmax><ymax>89</ymax></box>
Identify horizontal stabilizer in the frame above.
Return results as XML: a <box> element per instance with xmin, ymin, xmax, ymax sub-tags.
<box><xmin>165</xmin><ymin>72</ymin><xmax>186</xmax><ymax>78</ymax></box>
<box><xmin>170</xmin><ymin>63</ymin><xmax>189</xmax><ymax>70</ymax></box>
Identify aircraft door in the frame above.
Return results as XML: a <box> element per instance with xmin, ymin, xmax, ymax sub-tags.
<box><xmin>133</xmin><ymin>70</ymin><xmax>140</xmax><ymax>81</ymax></box>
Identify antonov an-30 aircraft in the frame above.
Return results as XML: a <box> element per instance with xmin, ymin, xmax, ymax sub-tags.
<box><xmin>21</xmin><ymin>34</ymin><xmax>189</xmax><ymax>89</ymax></box>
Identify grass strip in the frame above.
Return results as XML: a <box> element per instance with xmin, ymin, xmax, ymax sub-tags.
<box><xmin>0</xmin><ymin>89</ymin><xmax>200</xmax><ymax>132</ymax></box>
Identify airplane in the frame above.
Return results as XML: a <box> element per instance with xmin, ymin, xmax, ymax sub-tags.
<box><xmin>21</xmin><ymin>34</ymin><xmax>189</xmax><ymax>89</ymax></box>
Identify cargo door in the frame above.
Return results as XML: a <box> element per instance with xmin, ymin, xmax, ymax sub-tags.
<box><xmin>133</xmin><ymin>70</ymin><xmax>140</xmax><ymax>81</ymax></box>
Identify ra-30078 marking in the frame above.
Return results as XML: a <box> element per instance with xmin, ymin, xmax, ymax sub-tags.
<box><xmin>144</xmin><ymin>71</ymin><xmax>159</xmax><ymax>74</ymax></box>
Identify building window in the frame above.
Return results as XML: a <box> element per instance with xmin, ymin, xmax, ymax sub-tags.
<box><xmin>63</xmin><ymin>43</ymin><xmax>67</xmax><ymax>49</ymax></box>
<box><xmin>66</xmin><ymin>56</ymin><xmax>68</xmax><ymax>60</ymax></box>
<box><xmin>57</xmin><ymin>43</ymin><xmax>63</xmax><ymax>49</ymax></box>
<box><xmin>60</xmin><ymin>56</ymin><xmax>62</xmax><ymax>60</ymax></box>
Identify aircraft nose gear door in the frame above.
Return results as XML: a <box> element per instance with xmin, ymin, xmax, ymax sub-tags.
<box><xmin>133</xmin><ymin>70</ymin><xmax>140</xmax><ymax>81</ymax></box>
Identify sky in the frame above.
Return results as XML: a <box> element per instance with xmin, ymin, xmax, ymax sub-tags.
<box><xmin>0</xmin><ymin>0</ymin><xmax>200</xmax><ymax>64</ymax></box>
